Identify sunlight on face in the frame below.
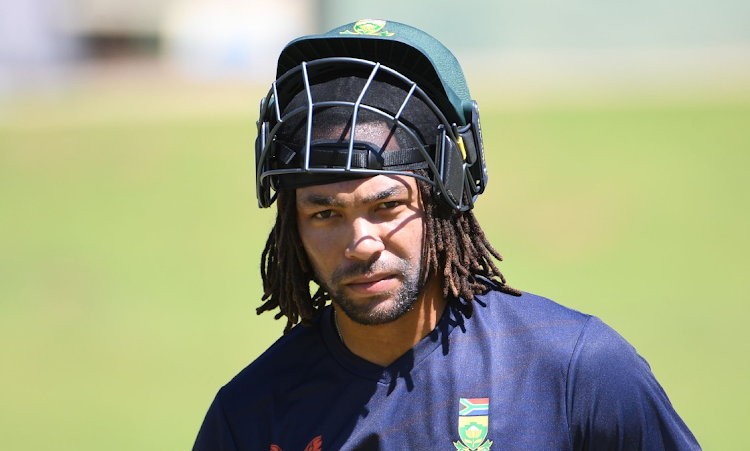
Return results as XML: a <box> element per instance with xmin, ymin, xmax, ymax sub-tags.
<box><xmin>296</xmin><ymin>174</ymin><xmax>425</xmax><ymax>325</ymax></box>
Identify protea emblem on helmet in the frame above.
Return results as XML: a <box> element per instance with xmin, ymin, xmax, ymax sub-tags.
<box><xmin>339</xmin><ymin>19</ymin><xmax>395</xmax><ymax>36</ymax></box>
<box><xmin>454</xmin><ymin>398</ymin><xmax>493</xmax><ymax>451</ymax></box>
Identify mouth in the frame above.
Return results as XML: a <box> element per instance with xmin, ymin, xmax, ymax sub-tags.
<box><xmin>344</xmin><ymin>273</ymin><xmax>400</xmax><ymax>294</ymax></box>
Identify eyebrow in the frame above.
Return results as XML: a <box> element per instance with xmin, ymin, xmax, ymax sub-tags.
<box><xmin>363</xmin><ymin>186</ymin><xmax>406</xmax><ymax>204</ymax></box>
<box><xmin>297</xmin><ymin>194</ymin><xmax>345</xmax><ymax>208</ymax></box>
<box><xmin>297</xmin><ymin>185</ymin><xmax>407</xmax><ymax>208</ymax></box>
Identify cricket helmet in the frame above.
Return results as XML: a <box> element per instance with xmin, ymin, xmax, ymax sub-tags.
<box><xmin>255</xmin><ymin>19</ymin><xmax>487</xmax><ymax>211</ymax></box>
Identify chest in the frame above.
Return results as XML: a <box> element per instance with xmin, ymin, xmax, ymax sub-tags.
<box><xmin>265</xmin><ymin>351</ymin><xmax>573</xmax><ymax>451</ymax></box>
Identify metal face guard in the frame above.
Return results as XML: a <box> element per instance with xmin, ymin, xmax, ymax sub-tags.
<box><xmin>255</xmin><ymin>57</ymin><xmax>485</xmax><ymax>211</ymax></box>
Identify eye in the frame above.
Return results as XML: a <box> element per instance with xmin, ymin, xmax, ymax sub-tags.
<box><xmin>312</xmin><ymin>209</ymin><xmax>336</xmax><ymax>219</ymax></box>
<box><xmin>377</xmin><ymin>200</ymin><xmax>402</xmax><ymax>210</ymax></box>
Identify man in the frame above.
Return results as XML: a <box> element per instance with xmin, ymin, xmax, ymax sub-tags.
<box><xmin>193</xmin><ymin>19</ymin><xmax>700</xmax><ymax>451</ymax></box>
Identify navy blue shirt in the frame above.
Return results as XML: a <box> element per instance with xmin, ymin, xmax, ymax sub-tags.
<box><xmin>193</xmin><ymin>288</ymin><xmax>700</xmax><ymax>450</ymax></box>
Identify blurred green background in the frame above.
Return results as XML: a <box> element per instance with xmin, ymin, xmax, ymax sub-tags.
<box><xmin>2</xmin><ymin>0</ymin><xmax>750</xmax><ymax>449</ymax></box>
<box><xmin>2</xmin><ymin>73</ymin><xmax>748</xmax><ymax>450</ymax></box>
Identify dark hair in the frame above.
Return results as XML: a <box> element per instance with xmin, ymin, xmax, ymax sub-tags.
<box><xmin>257</xmin><ymin>169</ymin><xmax>521</xmax><ymax>333</ymax></box>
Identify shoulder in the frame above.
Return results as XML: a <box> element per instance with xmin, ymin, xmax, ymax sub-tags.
<box><xmin>469</xmin><ymin>285</ymin><xmax>593</xmax><ymax>346</ymax></box>
<box><xmin>223</xmin><ymin>316</ymin><xmax>328</xmax><ymax>401</ymax></box>
<box><xmin>454</xmin><ymin>286</ymin><xmax>595</xmax><ymax>379</ymax></box>
<box><xmin>473</xmin><ymin>287</ymin><xmax>644</xmax><ymax>375</ymax></box>
<box><xmin>476</xmin><ymin>285</ymin><xmax>590</xmax><ymax>321</ymax></box>
<box><xmin>565</xmin><ymin>312</ymin><xmax>701</xmax><ymax>449</ymax></box>
<box><xmin>472</xmin><ymin>287</ymin><xmax>700</xmax><ymax>449</ymax></box>
<box><xmin>193</xmin><ymin>317</ymin><xmax>331</xmax><ymax>449</ymax></box>
<box><xmin>219</xmin><ymin>317</ymin><xmax>329</xmax><ymax>421</ymax></box>
<box><xmin>567</xmin><ymin>316</ymin><xmax>668</xmax><ymax>417</ymax></box>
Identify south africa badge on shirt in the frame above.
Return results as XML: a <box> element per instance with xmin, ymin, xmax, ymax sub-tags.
<box><xmin>454</xmin><ymin>398</ymin><xmax>493</xmax><ymax>451</ymax></box>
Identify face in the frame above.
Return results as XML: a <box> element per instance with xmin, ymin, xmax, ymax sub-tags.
<box><xmin>296</xmin><ymin>174</ymin><xmax>425</xmax><ymax>326</ymax></box>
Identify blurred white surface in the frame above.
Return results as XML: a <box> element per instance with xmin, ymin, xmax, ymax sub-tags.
<box><xmin>161</xmin><ymin>0</ymin><xmax>315</xmax><ymax>81</ymax></box>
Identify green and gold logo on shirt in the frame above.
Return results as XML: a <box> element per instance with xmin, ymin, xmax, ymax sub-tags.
<box><xmin>339</xmin><ymin>19</ymin><xmax>395</xmax><ymax>36</ymax></box>
<box><xmin>454</xmin><ymin>398</ymin><xmax>493</xmax><ymax>451</ymax></box>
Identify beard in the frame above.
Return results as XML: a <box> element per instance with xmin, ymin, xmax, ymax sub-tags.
<box><xmin>315</xmin><ymin>256</ymin><xmax>421</xmax><ymax>326</ymax></box>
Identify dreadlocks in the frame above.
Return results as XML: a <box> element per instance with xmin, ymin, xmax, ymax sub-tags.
<box><xmin>257</xmin><ymin>168</ymin><xmax>521</xmax><ymax>333</ymax></box>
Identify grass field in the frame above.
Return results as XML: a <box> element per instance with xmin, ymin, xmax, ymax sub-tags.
<box><xmin>1</xmin><ymin>75</ymin><xmax>748</xmax><ymax>450</ymax></box>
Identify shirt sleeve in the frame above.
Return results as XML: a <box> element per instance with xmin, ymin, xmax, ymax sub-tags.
<box><xmin>566</xmin><ymin>316</ymin><xmax>701</xmax><ymax>450</ymax></box>
<box><xmin>193</xmin><ymin>391</ymin><xmax>240</xmax><ymax>451</ymax></box>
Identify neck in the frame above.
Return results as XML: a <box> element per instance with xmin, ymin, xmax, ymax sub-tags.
<box><xmin>333</xmin><ymin>280</ymin><xmax>446</xmax><ymax>367</ymax></box>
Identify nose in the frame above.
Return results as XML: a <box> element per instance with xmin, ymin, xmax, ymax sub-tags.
<box><xmin>344</xmin><ymin>217</ymin><xmax>385</xmax><ymax>261</ymax></box>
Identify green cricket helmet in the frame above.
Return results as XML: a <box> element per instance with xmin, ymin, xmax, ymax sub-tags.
<box><xmin>255</xmin><ymin>19</ymin><xmax>487</xmax><ymax>211</ymax></box>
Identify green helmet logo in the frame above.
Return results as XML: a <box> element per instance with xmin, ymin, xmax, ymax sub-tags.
<box><xmin>339</xmin><ymin>19</ymin><xmax>395</xmax><ymax>36</ymax></box>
